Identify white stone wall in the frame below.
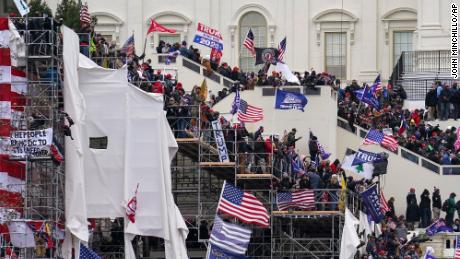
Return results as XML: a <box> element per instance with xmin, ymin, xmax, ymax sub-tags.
<box><xmin>43</xmin><ymin>0</ymin><xmax>452</xmax><ymax>82</ymax></box>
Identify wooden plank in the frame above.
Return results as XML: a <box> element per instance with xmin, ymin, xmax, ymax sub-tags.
<box><xmin>272</xmin><ymin>211</ymin><xmax>342</xmax><ymax>216</ymax></box>
<box><xmin>200</xmin><ymin>162</ymin><xmax>236</xmax><ymax>167</ymax></box>
<box><xmin>176</xmin><ymin>138</ymin><xmax>199</xmax><ymax>143</ymax></box>
<box><xmin>236</xmin><ymin>174</ymin><xmax>273</xmax><ymax>179</ymax></box>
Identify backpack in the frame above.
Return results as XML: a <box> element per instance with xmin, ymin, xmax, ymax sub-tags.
<box><xmin>442</xmin><ymin>199</ymin><xmax>449</xmax><ymax>212</ymax></box>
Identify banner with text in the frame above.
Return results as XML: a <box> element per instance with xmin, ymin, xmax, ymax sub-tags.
<box><xmin>193</xmin><ymin>22</ymin><xmax>224</xmax><ymax>51</ymax></box>
<box><xmin>211</xmin><ymin>120</ymin><xmax>229</xmax><ymax>162</ymax></box>
<box><xmin>10</xmin><ymin>128</ymin><xmax>53</xmax><ymax>159</ymax></box>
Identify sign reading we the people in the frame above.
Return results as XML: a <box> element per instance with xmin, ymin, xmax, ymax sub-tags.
<box><xmin>10</xmin><ymin>128</ymin><xmax>53</xmax><ymax>159</ymax></box>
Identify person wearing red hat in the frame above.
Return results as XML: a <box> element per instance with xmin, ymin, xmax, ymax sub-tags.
<box><xmin>151</xmin><ymin>81</ymin><xmax>164</xmax><ymax>94</ymax></box>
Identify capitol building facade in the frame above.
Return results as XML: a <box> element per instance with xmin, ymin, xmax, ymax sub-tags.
<box><xmin>33</xmin><ymin>0</ymin><xmax>454</xmax><ymax>81</ymax></box>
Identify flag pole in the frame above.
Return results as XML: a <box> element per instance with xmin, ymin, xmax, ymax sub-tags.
<box><xmin>215</xmin><ymin>180</ymin><xmax>226</xmax><ymax>214</ymax></box>
<box><xmin>141</xmin><ymin>33</ymin><xmax>148</xmax><ymax>63</ymax></box>
<box><xmin>270</xmin><ymin>88</ymin><xmax>278</xmax><ymax>177</ymax></box>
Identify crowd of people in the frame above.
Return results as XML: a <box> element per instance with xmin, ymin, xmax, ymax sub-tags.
<box><xmin>157</xmin><ymin>39</ymin><xmax>337</xmax><ymax>89</ymax></box>
<box><xmin>425</xmin><ymin>81</ymin><xmax>460</xmax><ymax>121</ymax></box>
<box><xmin>83</xmin><ymin>30</ymin><xmax>460</xmax><ymax>258</ymax></box>
<box><xmin>360</xmin><ymin>188</ymin><xmax>459</xmax><ymax>258</ymax></box>
<box><xmin>338</xmin><ymin>80</ymin><xmax>460</xmax><ymax>165</ymax></box>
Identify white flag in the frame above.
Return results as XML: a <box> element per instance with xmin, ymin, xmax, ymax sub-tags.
<box><xmin>339</xmin><ymin>208</ymin><xmax>360</xmax><ymax>259</ymax></box>
<box><xmin>341</xmin><ymin>151</ymin><xmax>374</xmax><ymax>180</ymax></box>
<box><xmin>358</xmin><ymin>211</ymin><xmax>372</xmax><ymax>254</ymax></box>
<box><xmin>7</xmin><ymin>221</ymin><xmax>36</xmax><ymax>248</ymax></box>
<box><xmin>275</xmin><ymin>62</ymin><xmax>300</xmax><ymax>85</ymax></box>
<box><xmin>13</xmin><ymin>0</ymin><xmax>30</xmax><ymax>17</ymax></box>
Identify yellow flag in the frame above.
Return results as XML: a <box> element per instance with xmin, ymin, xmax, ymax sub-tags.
<box><xmin>200</xmin><ymin>78</ymin><xmax>208</xmax><ymax>101</ymax></box>
<box><xmin>102</xmin><ymin>57</ymin><xmax>109</xmax><ymax>68</ymax></box>
<box><xmin>338</xmin><ymin>175</ymin><xmax>347</xmax><ymax>211</ymax></box>
<box><xmin>44</xmin><ymin>223</ymin><xmax>51</xmax><ymax>236</ymax></box>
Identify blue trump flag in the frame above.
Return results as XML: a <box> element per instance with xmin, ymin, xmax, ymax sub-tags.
<box><xmin>360</xmin><ymin>184</ymin><xmax>384</xmax><ymax>223</ymax></box>
<box><xmin>355</xmin><ymin>75</ymin><xmax>381</xmax><ymax>110</ymax></box>
<box><xmin>275</xmin><ymin>89</ymin><xmax>308</xmax><ymax>111</ymax></box>
<box><xmin>351</xmin><ymin>149</ymin><xmax>384</xmax><ymax>166</ymax></box>
<box><xmin>208</xmin><ymin>244</ymin><xmax>249</xmax><ymax>259</ymax></box>
<box><xmin>425</xmin><ymin>219</ymin><xmax>453</xmax><ymax>236</ymax></box>
<box><xmin>355</xmin><ymin>86</ymin><xmax>380</xmax><ymax>110</ymax></box>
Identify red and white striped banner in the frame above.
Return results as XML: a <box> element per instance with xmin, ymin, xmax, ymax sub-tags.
<box><xmin>11</xmin><ymin>69</ymin><xmax>26</xmax><ymax>130</ymax></box>
<box><xmin>0</xmin><ymin>18</ymin><xmax>27</xmax><ymax>216</ymax></box>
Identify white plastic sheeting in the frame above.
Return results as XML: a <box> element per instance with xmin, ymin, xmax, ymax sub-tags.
<box><xmin>61</xmin><ymin>26</ymin><xmax>188</xmax><ymax>258</ymax></box>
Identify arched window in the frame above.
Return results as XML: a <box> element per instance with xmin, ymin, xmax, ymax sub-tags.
<box><xmin>239</xmin><ymin>12</ymin><xmax>267</xmax><ymax>73</ymax></box>
<box><xmin>381</xmin><ymin>8</ymin><xmax>417</xmax><ymax>67</ymax></box>
<box><xmin>92</xmin><ymin>12</ymin><xmax>123</xmax><ymax>45</ymax></box>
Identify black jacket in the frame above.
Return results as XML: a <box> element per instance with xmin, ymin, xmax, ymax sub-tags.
<box><xmin>419</xmin><ymin>191</ymin><xmax>431</xmax><ymax>209</ymax></box>
<box><xmin>432</xmin><ymin>191</ymin><xmax>442</xmax><ymax>209</ymax></box>
<box><xmin>439</xmin><ymin>88</ymin><xmax>452</xmax><ymax>103</ymax></box>
<box><xmin>425</xmin><ymin>89</ymin><xmax>437</xmax><ymax>107</ymax></box>
<box><xmin>406</xmin><ymin>193</ymin><xmax>420</xmax><ymax>222</ymax></box>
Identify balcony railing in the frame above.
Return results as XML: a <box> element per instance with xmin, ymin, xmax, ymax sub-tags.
<box><xmin>400</xmin><ymin>78</ymin><xmax>458</xmax><ymax>101</ymax></box>
<box><xmin>337</xmin><ymin>117</ymin><xmax>460</xmax><ymax>175</ymax></box>
<box><xmin>400</xmin><ymin>50</ymin><xmax>452</xmax><ymax>74</ymax></box>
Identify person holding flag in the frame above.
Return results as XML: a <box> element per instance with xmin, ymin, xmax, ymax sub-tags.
<box><xmin>355</xmin><ymin>75</ymin><xmax>381</xmax><ymax>110</ymax></box>
<box><xmin>142</xmin><ymin>18</ymin><xmax>177</xmax><ymax>57</ymax></box>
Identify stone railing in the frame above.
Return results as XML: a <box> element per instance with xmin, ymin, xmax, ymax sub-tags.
<box><xmin>337</xmin><ymin>117</ymin><xmax>460</xmax><ymax>175</ymax></box>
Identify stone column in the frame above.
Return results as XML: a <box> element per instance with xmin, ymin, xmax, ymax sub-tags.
<box><xmin>359</xmin><ymin>0</ymin><xmax>379</xmax><ymax>81</ymax></box>
<box><xmin>416</xmin><ymin>0</ymin><xmax>449</xmax><ymax>50</ymax></box>
<box><xmin>126</xmin><ymin>0</ymin><xmax>143</xmax><ymax>55</ymax></box>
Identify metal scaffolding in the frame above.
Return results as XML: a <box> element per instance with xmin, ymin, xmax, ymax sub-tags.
<box><xmin>166</xmin><ymin>104</ymin><xmax>353</xmax><ymax>259</ymax></box>
<box><xmin>0</xmin><ymin>17</ymin><xmax>65</xmax><ymax>258</ymax></box>
<box><xmin>0</xmin><ymin>19</ymin><xmax>354</xmax><ymax>258</ymax></box>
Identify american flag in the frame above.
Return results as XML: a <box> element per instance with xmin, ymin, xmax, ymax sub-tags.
<box><xmin>455</xmin><ymin>235</ymin><xmax>460</xmax><ymax>259</ymax></box>
<box><xmin>125</xmin><ymin>183</ymin><xmax>139</xmax><ymax>223</ymax></box>
<box><xmin>276</xmin><ymin>189</ymin><xmax>315</xmax><ymax>211</ymax></box>
<box><xmin>237</xmin><ymin>99</ymin><xmax>263</xmax><ymax>123</ymax></box>
<box><xmin>121</xmin><ymin>35</ymin><xmax>135</xmax><ymax>57</ymax></box>
<box><xmin>277</xmin><ymin>37</ymin><xmax>286</xmax><ymax>62</ymax></box>
<box><xmin>217</xmin><ymin>181</ymin><xmax>269</xmax><ymax>227</ymax></box>
<box><xmin>243</xmin><ymin>28</ymin><xmax>255</xmax><ymax>57</ymax></box>
<box><xmin>371</xmin><ymin>74</ymin><xmax>382</xmax><ymax>92</ymax></box>
<box><xmin>363</xmin><ymin>129</ymin><xmax>398</xmax><ymax>152</ymax></box>
<box><xmin>379</xmin><ymin>189</ymin><xmax>390</xmax><ymax>214</ymax></box>
<box><xmin>209</xmin><ymin>216</ymin><xmax>252</xmax><ymax>255</ymax></box>
<box><xmin>79</xmin><ymin>244</ymin><xmax>101</xmax><ymax>259</ymax></box>
<box><xmin>79</xmin><ymin>2</ymin><xmax>91</xmax><ymax>24</ymax></box>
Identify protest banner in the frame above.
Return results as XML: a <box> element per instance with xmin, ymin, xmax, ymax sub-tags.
<box><xmin>193</xmin><ymin>22</ymin><xmax>224</xmax><ymax>51</ymax></box>
<box><xmin>10</xmin><ymin>128</ymin><xmax>53</xmax><ymax>159</ymax></box>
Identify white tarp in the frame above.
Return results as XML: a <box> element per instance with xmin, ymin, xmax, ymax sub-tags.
<box><xmin>62</xmin><ymin>26</ymin><xmax>188</xmax><ymax>259</ymax></box>
<box><xmin>62</xmin><ymin>26</ymin><xmax>89</xmax><ymax>248</ymax></box>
